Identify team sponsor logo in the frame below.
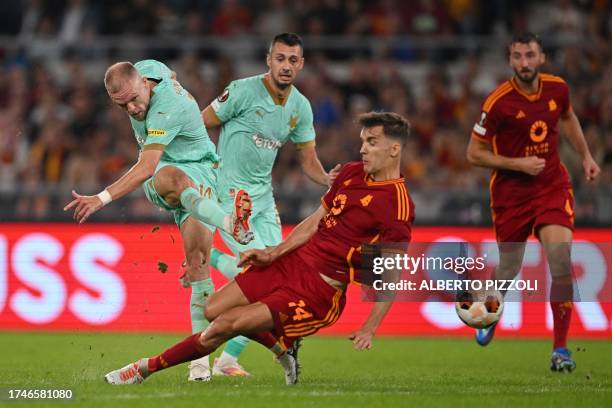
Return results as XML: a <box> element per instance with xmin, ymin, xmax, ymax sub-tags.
<box><xmin>529</xmin><ymin>120</ymin><xmax>548</xmax><ymax>143</ymax></box>
<box><xmin>217</xmin><ymin>88</ymin><xmax>229</xmax><ymax>103</ymax></box>
<box><xmin>147</xmin><ymin>129</ymin><xmax>166</xmax><ymax>137</ymax></box>
<box><xmin>252</xmin><ymin>133</ymin><xmax>282</xmax><ymax>150</ymax></box>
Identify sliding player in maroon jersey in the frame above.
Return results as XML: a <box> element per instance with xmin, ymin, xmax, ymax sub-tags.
<box><xmin>467</xmin><ymin>33</ymin><xmax>600</xmax><ymax>372</ymax></box>
<box><xmin>104</xmin><ymin>111</ymin><xmax>414</xmax><ymax>385</ymax></box>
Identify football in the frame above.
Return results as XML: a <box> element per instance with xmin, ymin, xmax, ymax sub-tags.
<box><xmin>455</xmin><ymin>289</ymin><xmax>504</xmax><ymax>329</ymax></box>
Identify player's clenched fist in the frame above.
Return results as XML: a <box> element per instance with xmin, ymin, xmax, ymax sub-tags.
<box><xmin>583</xmin><ymin>155</ymin><xmax>600</xmax><ymax>181</ymax></box>
<box><xmin>516</xmin><ymin>156</ymin><xmax>545</xmax><ymax>176</ymax></box>
<box><xmin>63</xmin><ymin>190</ymin><xmax>103</xmax><ymax>224</ymax></box>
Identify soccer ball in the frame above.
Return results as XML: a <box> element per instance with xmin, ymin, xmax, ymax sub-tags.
<box><xmin>455</xmin><ymin>289</ymin><xmax>504</xmax><ymax>329</ymax></box>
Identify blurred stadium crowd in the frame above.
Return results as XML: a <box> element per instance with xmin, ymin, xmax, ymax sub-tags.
<box><xmin>0</xmin><ymin>0</ymin><xmax>611</xmax><ymax>224</ymax></box>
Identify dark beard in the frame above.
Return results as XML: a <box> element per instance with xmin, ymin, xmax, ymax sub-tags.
<box><xmin>514</xmin><ymin>68</ymin><xmax>539</xmax><ymax>85</ymax></box>
<box><xmin>272</xmin><ymin>74</ymin><xmax>291</xmax><ymax>90</ymax></box>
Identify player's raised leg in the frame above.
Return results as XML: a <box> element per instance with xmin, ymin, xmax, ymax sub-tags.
<box><xmin>154</xmin><ymin>165</ymin><xmax>254</xmax><ymax>244</ymax></box>
<box><xmin>539</xmin><ymin>225</ymin><xmax>576</xmax><ymax>372</ymax></box>
<box><xmin>476</xmin><ymin>242</ymin><xmax>526</xmax><ymax>346</ymax></box>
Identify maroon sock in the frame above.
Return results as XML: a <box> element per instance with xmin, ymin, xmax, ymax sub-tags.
<box><xmin>550</xmin><ymin>281</ymin><xmax>573</xmax><ymax>350</ymax></box>
<box><xmin>551</xmin><ymin>301</ymin><xmax>573</xmax><ymax>349</ymax></box>
<box><xmin>148</xmin><ymin>333</ymin><xmax>208</xmax><ymax>373</ymax></box>
<box><xmin>247</xmin><ymin>331</ymin><xmax>278</xmax><ymax>349</ymax></box>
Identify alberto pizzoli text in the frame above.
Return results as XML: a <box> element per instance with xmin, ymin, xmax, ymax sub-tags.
<box><xmin>373</xmin><ymin>279</ymin><xmax>538</xmax><ymax>292</ymax></box>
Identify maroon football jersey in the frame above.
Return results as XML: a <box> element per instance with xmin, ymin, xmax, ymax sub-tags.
<box><xmin>471</xmin><ymin>74</ymin><xmax>572</xmax><ymax>209</ymax></box>
<box><xmin>297</xmin><ymin>161</ymin><xmax>414</xmax><ymax>284</ymax></box>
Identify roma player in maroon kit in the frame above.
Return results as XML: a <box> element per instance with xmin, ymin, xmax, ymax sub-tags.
<box><xmin>467</xmin><ymin>33</ymin><xmax>600</xmax><ymax>372</ymax></box>
<box><xmin>105</xmin><ymin>111</ymin><xmax>414</xmax><ymax>385</ymax></box>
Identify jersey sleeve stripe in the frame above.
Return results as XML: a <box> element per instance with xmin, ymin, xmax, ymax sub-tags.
<box><xmin>295</xmin><ymin>140</ymin><xmax>316</xmax><ymax>150</ymax></box>
<box><xmin>483</xmin><ymin>83</ymin><xmax>512</xmax><ymax>112</ymax></box>
<box><xmin>395</xmin><ymin>183</ymin><xmax>410</xmax><ymax>221</ymax></box>
<box><xmin>207</xmin><ymin>104</ymin><xmax>223</xmax><ymax>122</ymax></box>
<box><xmin>399</xmin><ymin>183</ymin><xmax>410</xmax><ymax>221</ymax></box>
<box><xmin>484</xmin><ymin>82</ymin><xmax>511</xmax><ymax>103</ymax></box>
<box><xmin>394</xmin><ymin>184</ymin><xmax>404</xmax><ymax>220</ymax></box>
<box><xmin>540</xmin><ymin>73</ymin><xmax>566</xmax><ymax>84</ymax></box>
<box><xmin>142</xmin><ymin>143</ymin><xmax>165</xmax><ymax>151</ymax></box>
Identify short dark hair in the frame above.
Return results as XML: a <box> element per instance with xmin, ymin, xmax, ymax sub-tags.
<box><xmin>358</xmin><ymin>111</ymin><xmax>411</xmax><ymax>145</ymax></box>
<box><xmin>269</xmin><ymin>32</ymin><xmax>303</xmax><ymax>52</ymax></box>
<box><xmin>509</xmin><ymin>32</ymin><xmax>543</xmax><ymax>51</ymax></box>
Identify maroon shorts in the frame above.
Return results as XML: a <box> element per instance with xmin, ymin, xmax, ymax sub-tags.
<box><xmin>234</xmin><ymin>251</ymin><xmax>346</xmax><ymax>342</ymax></box>
<box><xmin>493</xmin><ymin>186</ymin><xmax>574</xmax><ymax>242</ymax></box>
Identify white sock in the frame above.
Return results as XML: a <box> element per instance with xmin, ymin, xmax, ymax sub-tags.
<box><xmin>222</xmin><ymin>215</ymin><xmax>232</xmax><ymax>233</ymax></box>
<box><xmin>218</xmin><ymin>351</ymin><xmax>238</xmax><ymax>366</ymax></box>
<box><xmin>277</xmin><ymin>352</ymin><xmax>292</xmax><ymax>371</ymax></box>
<box><xmin>191</xmin><ymin>355</ymin><xmax>210</xmax><ymax>368</ymax></box>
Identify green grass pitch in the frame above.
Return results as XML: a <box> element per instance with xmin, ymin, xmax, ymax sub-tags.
<box><xmin>0</xmin><ymin>332</ymin><xmax>610</xmax><ymax>407</ymax></box>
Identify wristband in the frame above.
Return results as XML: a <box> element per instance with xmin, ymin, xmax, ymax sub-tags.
<box><xmin>97</xmin><ymin>190</ymin><xmax>113</xmax><ymax>206</ymax></box>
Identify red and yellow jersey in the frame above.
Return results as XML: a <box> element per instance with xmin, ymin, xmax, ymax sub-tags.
<box><xmin>297</xmin><ymin>161</ymin><xmax>414</xmax><ymax>284</ymax></box>
<box><xmin>471</xmin><ymin>74</ymin><xmax>572</xmax><ymax>208</ymax></box>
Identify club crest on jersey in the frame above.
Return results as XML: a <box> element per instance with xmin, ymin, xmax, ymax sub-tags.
<box><xmin>549</xmin><ymin>99</ymin><xmax>557</xmax><ymax>111</ymax></box>
<box><xmin>330</xmin><ymin>194</ymin><xmax>347</xmax><ymax>215</ymax></box>
<box><xmin>217</xmin><ymin>88</ymin><xmax>229</xmax><ymax>103</ymax></box>
<box><xmin>360</xmin><ymin>194</ymin><xmax>373</xmax><ymax>207</ymax></box>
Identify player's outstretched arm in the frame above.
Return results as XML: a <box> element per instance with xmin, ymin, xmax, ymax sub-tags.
<box><xmin>466</xmin><ymin>137</ymin><xmax>545</xmax><ymax>176</ymax></box>
<box><xmin>63</xmin><ymin>149</ymin><xmax>161</xmax><ymax>223</ymax></box>
<box><xmin>350</xmin><ymin>251</ymin><xmax>400</xmax><ymax>350</ymax></box>
<box><xmin>239</xmin><ymin>205</ymin><xmax>328</xmax><ymax>267</ymax></box>
<box><xmin>559</xmin><ymin>110</ymin><xmax>600</xmax><ymax>181</ymax></box>
<box><xmin>297</xmin><ymin>144</ymin><xmax>337</xmax><ymax>186</ymax></box>
<box><xmin>350</xmin><ymin>302</ymin><xmax>394</xmax><ymax>350</ymax></box>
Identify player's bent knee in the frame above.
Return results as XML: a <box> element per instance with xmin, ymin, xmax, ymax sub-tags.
<box><xmin>154</xmin><ymin>167</ymin><xmax>194</xmax><ymax>200</ymax></box>
<box><xmin>207</xmin><ymin>315</ymin><xmax>235</xmax><ymax>338</ymax></box>
<box><xmin>548</xmin><ymin>251</ymin><xmax>572</xmax><ymax>277</ymax></box>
